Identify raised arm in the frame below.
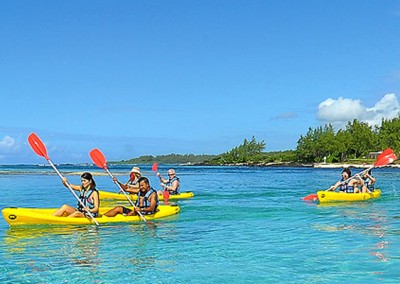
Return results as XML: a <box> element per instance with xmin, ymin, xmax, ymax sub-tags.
<box><xmin>156</xmin><ymin>172</ymin><xmax>168</xmax><ymax>184</ymax></box>
<box><xmin>366</xmin><ymin>173</ymin><xmax>376</xmax><ymax>185</ymax></box>
<box><xmin>61</xmin><ymin>177</ymin><xmax>81</xmax><ymax>191</ymax></box>
<box><xmin>113</xmin><ymin>177</ymin><xmax>139</xmax><ymax>194</ymax></box>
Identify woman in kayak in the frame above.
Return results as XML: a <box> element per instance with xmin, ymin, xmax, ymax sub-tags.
<box><xmin>104</xmin><ymin>177</ymin><xmax>159</xmax><ymax>217</ymax></box>
<box><xmin>53</xmin><ymin>172</ymin><xmax>100</xmax><ymax>218</ymax></box>
<box><xmin>328</xmin><ymin>168</ymin><xmax>364</xmax><ymax>193</ymax></box>
<box><xmin>361</xmin><ymin>169</ymin><xmax>376</xmax><ymax>193</ymax></box>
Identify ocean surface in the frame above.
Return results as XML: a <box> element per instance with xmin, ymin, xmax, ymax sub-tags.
<box><xmin>0</xmin><ymin>164</ymin><xmax>399</xmax><ymax>283</ymax></box>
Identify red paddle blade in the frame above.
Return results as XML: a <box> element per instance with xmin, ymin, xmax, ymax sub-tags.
<box><xmin>152</xmin><ymin>162</ymin><xmax>158</xmax><ymax>172</ymax></box>
<box><xmin>163</xmin><ymin>189</ymin><xmax>170</xmax><ymax>203</ymax></box>
<box><xmin>302</xmin><ymin>193</ymin><xmax>318</xmax><ymax>201</ymax></box>
<box><xmin>374</xmin><ymin>152</ymin><xmax>397</xmax><ymax>167</ymax></box>
<box><xmin>377</xmin><ymin>148</ymin><xmax>393</xmax><ymax>160</ymax></box>
<box><xmin>28</xmin><ymin>132</ymin><xmax>50</xmax><ymax>160</ymax></box>
<box><xmin>89</xmin><ymin>148</ymin><xmax>108</xmax><ymax>169</ymax></box>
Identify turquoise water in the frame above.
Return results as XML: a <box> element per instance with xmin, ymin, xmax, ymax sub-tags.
<box><xmin>1</xmin><ymin>165</ymin><xmax>399</xmax><ymax>283</ymax></box>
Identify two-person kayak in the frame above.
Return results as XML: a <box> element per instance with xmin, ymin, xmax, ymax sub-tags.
<box><xmin>2</xmin><ymin>205</ymin><xmax>180</xmax><ymax>226</ymax></box>
<box><xmin>317</xmin><ymin>189</ymin><xmax>381</xmax><ymax>203</ymax></box>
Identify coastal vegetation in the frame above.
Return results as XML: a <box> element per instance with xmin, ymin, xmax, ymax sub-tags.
<box><xmin>297</xmin><ymin>117</ymin><xmax>400</xmax><ymax>163</ymax></box>
<box><xmin>115</xmin><ymin>154</ymin><xmax>216</xmax><ymax>165</ymax></box>
<box><xmin>204</xmin><ymin>136</ymin><xmax>296</xmax><ymax>165</ymax></box>
<box><xmin>115</xmin><ymin>116</ymin><xmax>400</xmax><ymax>165</ymax></box>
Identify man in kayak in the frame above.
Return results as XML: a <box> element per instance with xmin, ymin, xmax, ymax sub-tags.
<box><xmin>53</xmin><ymin>172</ymin><xmax>100</xmax><ymax>218</ymax></box>
<box><xmin>104</xmin><ymin>177</ymin><xmax>159</xmax><ymax>217</ymax></box>
<box><xmin>156</xmin><ymin>168</ymin><xmax>180</xmax><ymax>195</ymax></box>
<box><xmin>328</xmin><ymin>168</ymin><xmax>364</xmax><ymax>193</ymax></box>
<box><xmin>112</xmin><ymin>166</ymin><xmax>141</xmax><ymax>194</ymax></box>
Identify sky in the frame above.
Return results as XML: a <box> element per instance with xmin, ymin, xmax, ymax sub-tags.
<box><xmin>1</xmin><ymin>1</ymin><xmax>400</xmax><ymax>164</ymax></box>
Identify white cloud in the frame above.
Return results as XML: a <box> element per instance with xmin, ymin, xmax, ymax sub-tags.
<box><xmin>317</xmin><ymin>93</ymin><xmax>400</xmax><ymax>129</ymax></box>
<box><xmin>0</xmin><ymin>135</ymin><xmax>19</xmax><ymax>153</ymax></box>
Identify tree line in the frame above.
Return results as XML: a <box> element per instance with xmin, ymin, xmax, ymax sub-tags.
<box><xmin>114</xmin><ymin>153</ymin><xmax>216</xmax><ymax>165</ymax></box>
<box><xmin>296</xmin><ymin>116</ymin><xmax>400</xmax><ymax>163</ymax></box>
<box><xmin>206</xmin><ymin>116</ymin><xmax>400</xmax><ymax>165</ymax></box>
<box><xmin>114</xmin><ymin>116</ymin><xmax>400</xmax><ymax>165</ymax></box>
<box><xmin>205</xmin><ymin>136</ymin><xmax>296</xmax><ymax>165</ymax></box>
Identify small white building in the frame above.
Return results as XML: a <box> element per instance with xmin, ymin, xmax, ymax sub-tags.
<box><xmin>369</xmin><ymin>151</ymin><xmax>382</xmax><ymax>159</ymax></box>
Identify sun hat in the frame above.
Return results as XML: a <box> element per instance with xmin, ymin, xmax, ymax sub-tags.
<box><xmin>130</xmin><ymin>166</ymin><xmax>141</xmax><ymax>174</ymax></box>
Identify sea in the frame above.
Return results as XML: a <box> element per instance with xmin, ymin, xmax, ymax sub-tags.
<box><xmin>0</xmin><ymin>164</ymin><xmax>399</xmax><ymax>283</ymax></box>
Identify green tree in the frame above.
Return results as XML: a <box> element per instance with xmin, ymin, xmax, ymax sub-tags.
<box><xmin>377</xmin><ymin>115</ymin><xmax>400</xmax><ymax>153</ymax></box>
<box><xmin>296</xmin><ymin>125</ymin><xmax>338</xmax><ymax>162</ymax></box>
<box><xmin>334</xmin><ymin>129</ymin><xmax>350</xmax><ymax>162</ymax></box>
<box><xmin>297</xmin><ymin>128</ymin><xmax>314</xmax><ymax>163</ymax></box>
<box><xmin>344</xmin><ymin>119</ymin><xmax>376</xmax><ymax>158</ymax></box>
<box><xmin>296</xmin><ymin>120</ymin><xmax>377</xmax><ymax>163</ymax></box>
<box><xmin>210</xmin><ymin>136</ymin><xmax>266</xmax><ymax>164</ymax></box>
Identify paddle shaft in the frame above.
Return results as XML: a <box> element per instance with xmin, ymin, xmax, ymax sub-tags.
<box><xmin>104</xmin><ymin>168</ymin><xmax>149</xmax><ymax>223</ymax></box>
<box><xmin>28</xmin><ymin>133</ymin><xmax>99</xmax><ymax>225</ymax></box>
<box><xmin>48</xmin><ymin>159</ymin><xmax>100</xmax><ymax>225</ymax></box>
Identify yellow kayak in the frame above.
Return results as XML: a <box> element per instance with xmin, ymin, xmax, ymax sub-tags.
<box><xmin>317</xmin><ymin>189</ymin><xmax>381</xmax><ymax>203</ymax></box>
<box><xmin>2</xmin><ymin>205</ymin><xmax>180</xmax><ymax>226</ymax></box>
<box><xmin>98</xmin><ymin>190</ymin><xmax>194</xmax><ymax>201</ymax></box>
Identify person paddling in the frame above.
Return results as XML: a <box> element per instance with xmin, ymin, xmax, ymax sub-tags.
<box><xmin>104</xmin><ymin>177</ymin><xmax>159</xmax><ymax>217</ymax></box>
<box><xmin>328</xmin><ymin>168</ymin><xmax>363</xmax><ymax>193</ymax></box>
<box><xmin>112</xmin><ymin>166</ymin><xmax>142</xmax><ymax>194</ymax></box>
<box><xmin>53</xmin><ymin>172</ymin><xmax>100</xmax><ymax>218</ymax></box>
<box><xmin>361</xmin><ymin>169</ymin><xmax>376</xmax><ymax>193</ymax></box>
<box><xmin>156</xmin><ymin>168</ymin><xmax>180</xmax><ymax>195</ymax></box>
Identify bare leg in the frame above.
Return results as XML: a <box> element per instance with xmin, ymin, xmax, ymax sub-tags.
<box><xmin>104</xmin><ymin>206</ymin><xmax>124</xmax><ymax>217</ymax></box>
<box><xmin>67</xmin><ymin>211</ymin><xmax>86</xmax><ymax>218</ymax></box>
<box><xmin>362</xmin><ymin>185</ymin><xmax>371</xmax><ymax>193</ymax></box>
<box><xmin>53</xmin><ymin>204</ymin><xmax>76</xmax><ymax>217</ymax></box>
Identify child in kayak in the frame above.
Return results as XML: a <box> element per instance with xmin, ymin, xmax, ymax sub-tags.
<box><xmin>361</xmin><ymin>169</ymin><xmax>376</xmax><ymax>193</ymax></box>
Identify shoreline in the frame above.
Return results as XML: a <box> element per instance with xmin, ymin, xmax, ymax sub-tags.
<box><xmin>313</xmin><ymin>163</ymin><xmax>400</xmax><ymax>169</ymax></box>
<box><xmin>199</xmin><ymin>161</ymin><xmax>400</xmax><ymax>168</ymax></box>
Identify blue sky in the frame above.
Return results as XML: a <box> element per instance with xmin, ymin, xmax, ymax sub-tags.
<box><xmin>1</xmin><ymin>1</ymin><xmax>400</xmax><ymax>164</ymax></box>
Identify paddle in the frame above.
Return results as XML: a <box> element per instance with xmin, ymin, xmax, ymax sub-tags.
<box><xmin>302</xmin><ymin>148</ymin><xmax>397</xmax><ymax>201</ymax></box>
<box><xmin>152</xmin><ymin>162</ymin><xmax>170</xmax><ymax>203</ymax></box>
<box><xmin>89</xmin><ymin>148</ymin><xmax>150</xmax><ymax>224</ymax></box>
<box><xmin>27</xmin><ymin>132</ymin><xmax>99</xmax><ymax>225</ymax></box>
<box><xmin>152</xmin><ymin>162</ymin><xmax>158</xmax><ymax>172</ymax></box>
